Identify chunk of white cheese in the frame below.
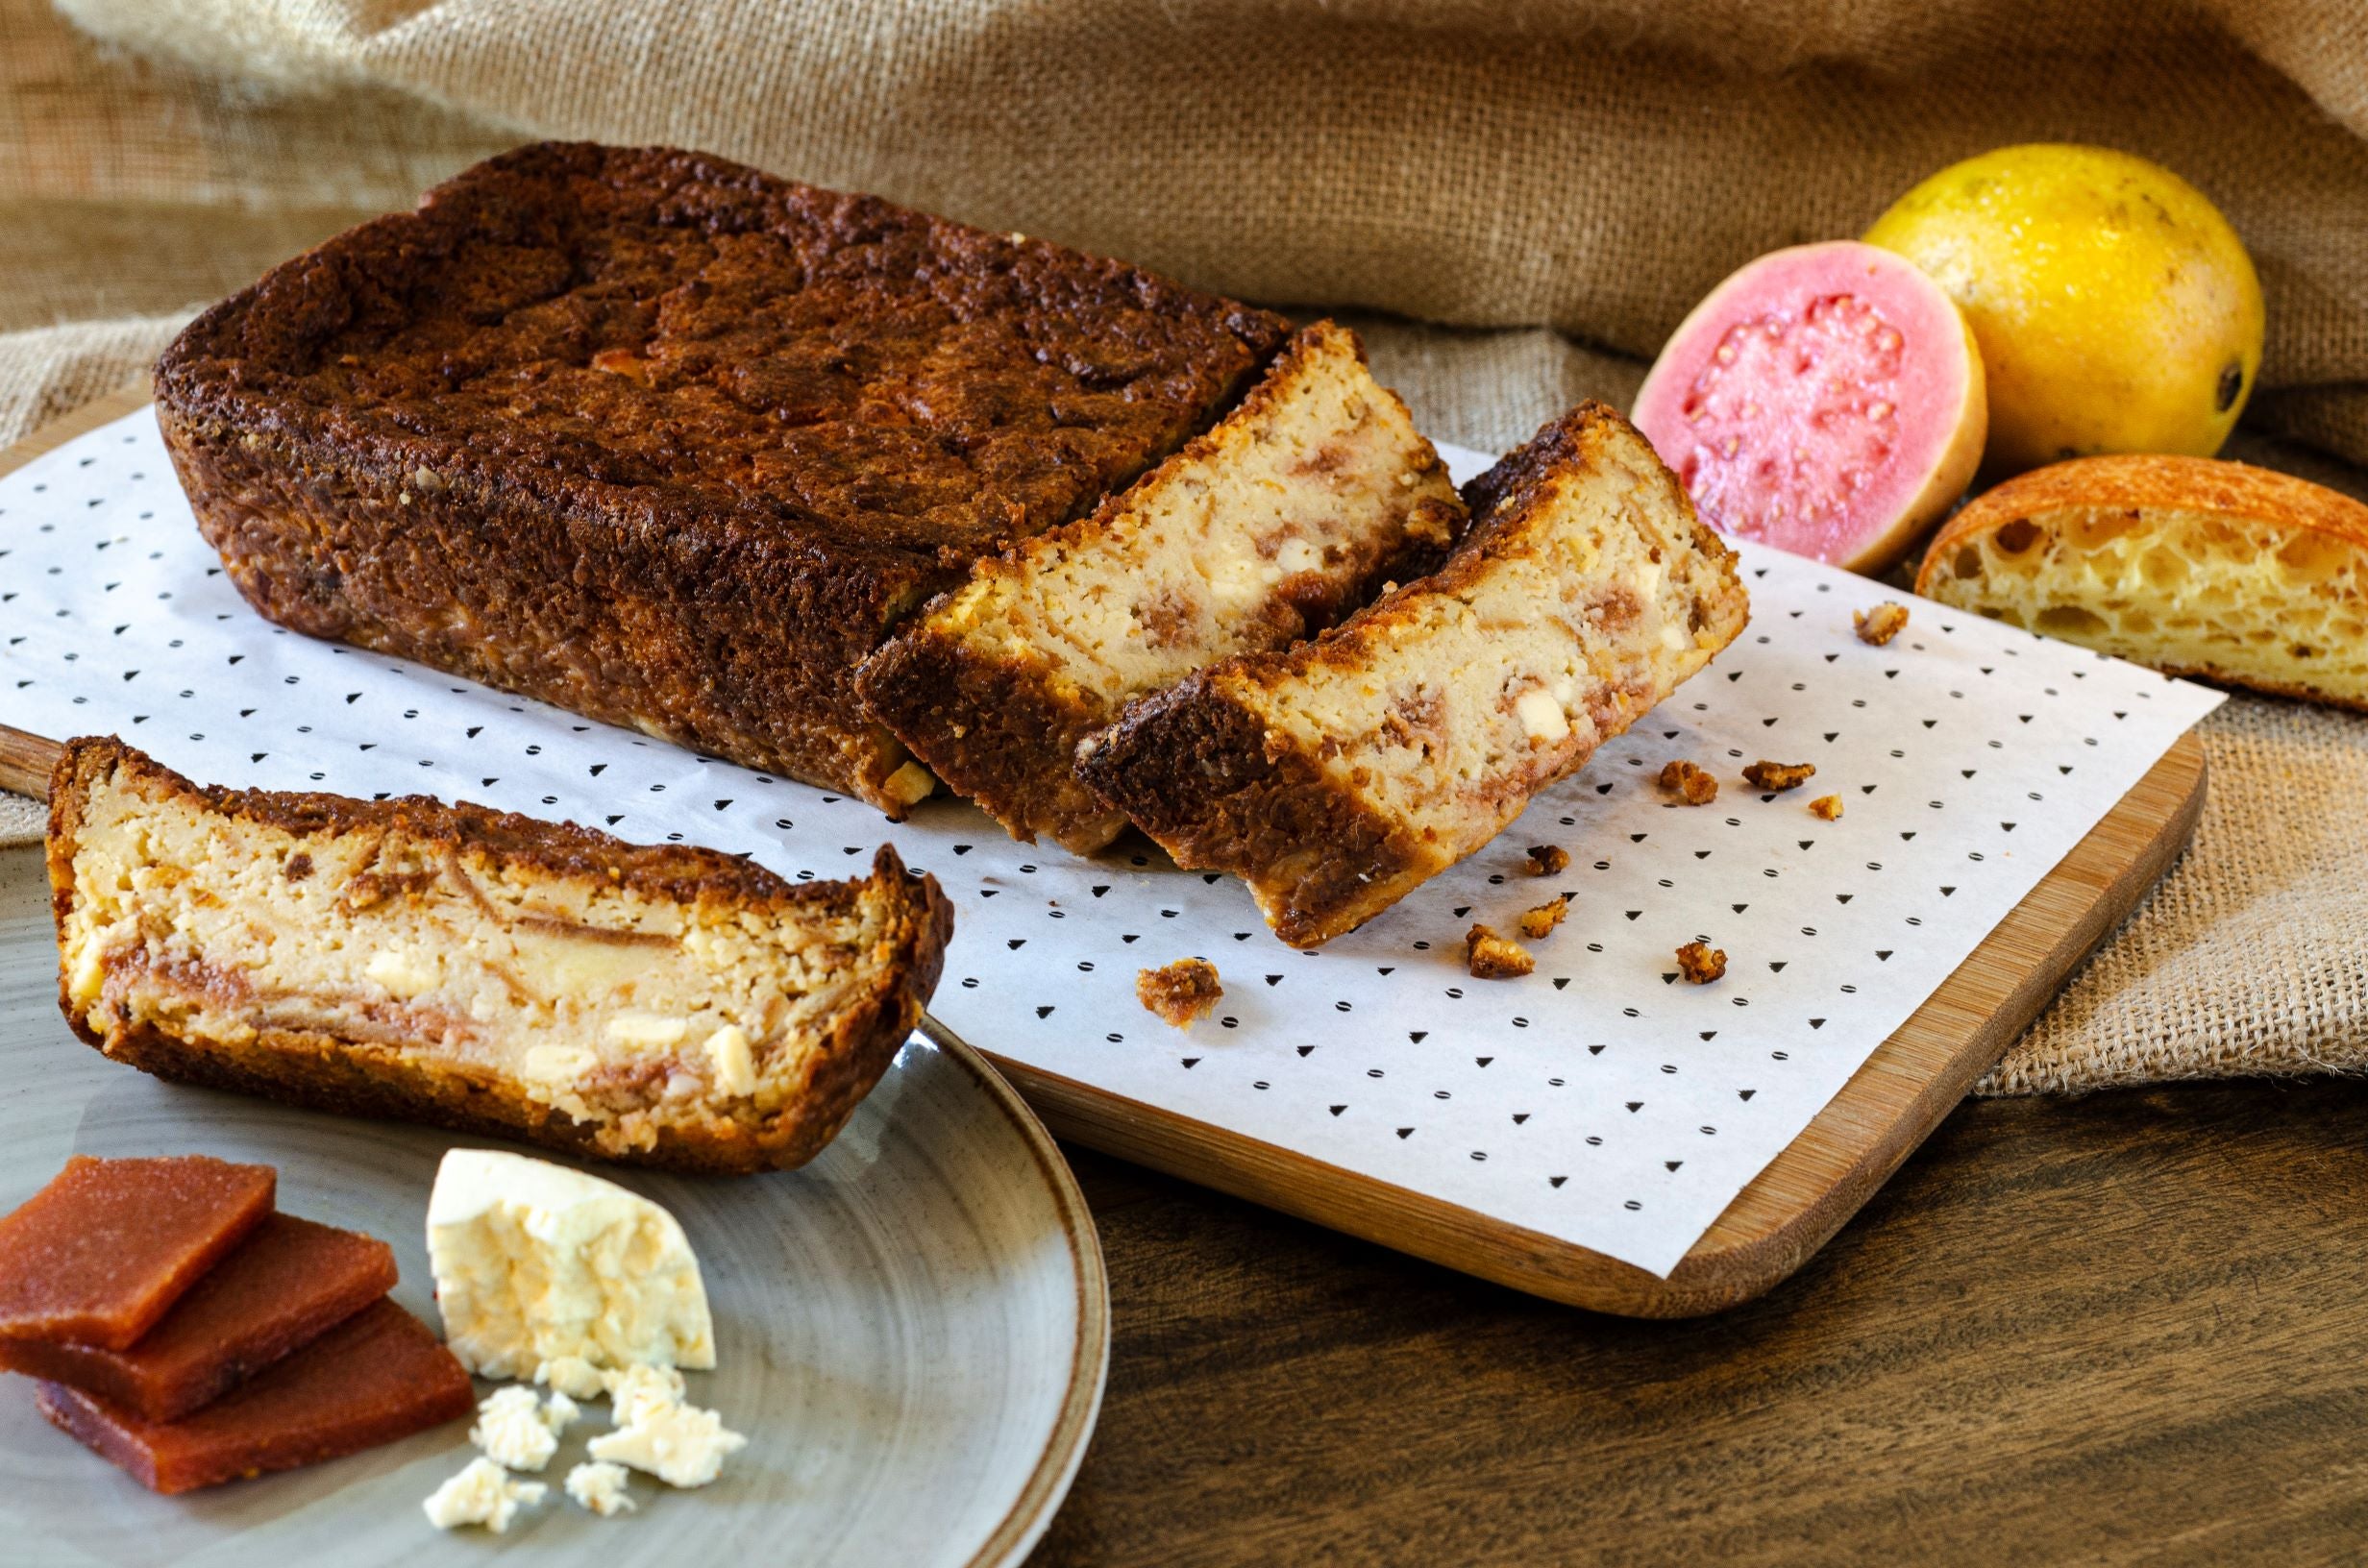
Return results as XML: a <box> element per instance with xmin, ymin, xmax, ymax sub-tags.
<box><xmin>602</xmin><ymin>1362</ymin><xmax>690</xmax><ymax>1429</ymax></box>
<box><xmin>587</xmin><ymin>1398</ymin><xmax>749</xmax><ymax>1488</ymax></box>
<box><xmin>423</xmin><ymin>1457</ymin><xmax>547</xmax><ymax>1533</ymax></box>
<box><xmin>427</xmin><ymin>1149</ymin><xmax>716</xmax><ymax>1381</ymax></box>
<box><xmin>604</xmin><ymin>1011</ymin><xmax>688</xmax><ymax>1047</ymax></box>
<box><xmin>535</xmin><ymin>1355</ymin><xmax>608</xmax><ymax>1402</ymax></box>
<box><xmin>703</xmin><ymin>1023</ymin><xmax>758</xmax><ymax>1096</ymax></box>
<box><xmin>1515</xmin><ymin>687</ymin><xmax>1570</xmax><ymax>742</ymax></box>
<box><xmin>565</xmin><ymin>1460</ymin><xmax>638</xmax><ymax>1517</ymax></box>
<box><xmin>469</xmin><ymin>1385</ymin><xmax>563</xmax><ymax>1472</ymax></box>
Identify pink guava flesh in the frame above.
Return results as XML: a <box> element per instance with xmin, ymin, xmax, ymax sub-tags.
<box><xmin>1633</xmin><ymin>242</ymin><xmax>1985</xmax><ymax>571</ymax></box>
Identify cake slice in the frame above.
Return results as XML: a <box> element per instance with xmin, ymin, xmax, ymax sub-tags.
<box><xmin>856</xmin><ymin>322</ymin><xmax>1464</xmax><ymax>850</ymax></box>
<box><xmin>154</xmin><ymin>142</ymin><xmax>1288</xmax><ymax>814</ymax></box>
<box><xmin>1075</xmin><ymin>404</ymin><xmax>1750</xmax><ymax>946</ymax></box>
<box><xmin>48</xmin><ymin>738</ymin><xmax>952</xmax><ymax>1173</ymax></box>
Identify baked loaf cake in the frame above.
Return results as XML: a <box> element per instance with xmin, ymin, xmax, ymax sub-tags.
<box><xmin>1076</xmin><ymin>404</ymin><xmax>1750</xmax><ymax>946</ymax></box>
<box><xmin>48</xmin><ymin>738</ymin><xmax>951</xmax><ymax>1173</ymax></box>
<box><xmin>855</xmin><ymin>322</ymin><xmax>1464</xmax><ymax>851</ymax></box>
<box><xmin>154</xmin><ymin>142</ymin><xmax>1288</xmax><ymax>814</ymax></box>
<box><xmin>1916</xmin><ymin>453</ymin><xmax>2368</xmax><ymax>710</ymax></box>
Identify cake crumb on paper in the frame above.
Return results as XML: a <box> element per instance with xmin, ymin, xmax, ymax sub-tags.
<box><xmin>1659</xmin><ymin>759</ymin><xmax>1718</xmax><ymax>804</ymax></box>
<box><xmin>1855</xmin><ymin>601</ymin><xmax>1910</xmax><ymax>646</ymax></box>
<box><xmin>1743</xmin><ymin>759</ymin><xmax>1816</xmax><ymax>792</ymax></box>
<box><xmin>1466</xmin><ymin>924</ymin><xmax>1535</xmax><ymax>979</ymax></box>
<box><xmin>1518</xmin><ymin>895</ymin><xmax>1570</xmax><ymax>940</ymax></box>
<box><xmin>1137</xmin><ymin>957</ymin><xmax>1222</xmax><ymax>1027</ymax></box>
<box><xmin>1809</xmin><ymin>794</ymin><xmax>1844</xmax><ymax>821</ymax></box>
<box><xmin>1525</xmin><ymin>845</ymin><xmax>1570</xmax><ymax>875</ymax></box>
<box><xmin>1675</xmin><ymin>941</ymin><xmax>1727</xmax><ymax>984</ymax></box>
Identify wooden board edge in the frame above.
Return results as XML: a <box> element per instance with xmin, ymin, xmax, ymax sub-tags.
<box><xmin>933</xmin><ymin>728</ymin><xmax>2208</xmax><ymax>1317</ymax></box>
<box><xmin>1651</xmin><ymin>727</ymin><xmax>2208</xmax><ymax>1311</ymax></box>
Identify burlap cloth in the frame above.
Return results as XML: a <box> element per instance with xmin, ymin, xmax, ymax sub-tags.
<box><xmin>4</xmin><ymin>0</ymin><xmax>2366</xmax><ymax>1093</ymax></box>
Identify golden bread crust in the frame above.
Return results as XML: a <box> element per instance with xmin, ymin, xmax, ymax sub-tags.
<box><xmin>1916</xmin><ymin>454</ymin><xmax>2368</xmax><ymax>712</ymax></box>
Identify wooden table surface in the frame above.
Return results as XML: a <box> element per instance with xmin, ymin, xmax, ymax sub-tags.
<box><xmin>1032</xmin><ymin>1080</ymin><xmax>2368</xmax><ymax>1566</ymax></box>
<box><xmin>4</xmin><ymin>843</ymin><xmax>2358</xmax><ymax>1564</ymax></box>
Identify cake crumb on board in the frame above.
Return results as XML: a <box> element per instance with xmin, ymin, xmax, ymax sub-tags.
<box><xmin>1854</xmin><ymin>601</ymin><xmax>1910</xmax><ymax>646</ymax></box>
<box><xmin>1518</xmin><ymin>896</ymin><xmax>1569</xmax><ymax>940</ymax></box>
<box><xmin>1742</xmin><ymin>759</ymin><xmax>1816</xmax><ymax>792</ymax></box>
<box><xmin>1137</xmin><ymin>958</ymin><xmax>1223</xmax><ymax>1027</ymax></box>
<box><xmin>1658</xmin><ymin>759</ymin><xmax>1718</xmax><ymax>804</ymax></box>
<box><xmin>1465</xmin><ymin>925</ymin><xmax>1535</xmax><ymax>979</ymax></box>
<box><xmin>1675</xmin><ymin>941</ymin><xmax>1727</xmax><ymax>984</ymax></box>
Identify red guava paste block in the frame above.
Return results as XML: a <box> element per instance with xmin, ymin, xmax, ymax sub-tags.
<box><xmin>0</xmin><ymin>1213</ymin><xmax>399</xmax><ymax>1420</ymax></box>
<box><xmin>35</xmin><ymin>1297</ymin><xmax>474</xmax><ymax>1493</ymax></box>
<box><xmin>1633</xmin><ymin>240</ymin><xmax>1986</xmax><ymax>574</ymax></box>
<box><xmin>0</xmin><ymin>1156</ymin><xmax>276</xmax><ymax>1350</ymax></box>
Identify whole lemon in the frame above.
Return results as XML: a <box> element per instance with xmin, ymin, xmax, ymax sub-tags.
<box><xmin>1864</xmin><ymin>144</ymin><xmax>2262</xmax><ymax>478</ymax></box>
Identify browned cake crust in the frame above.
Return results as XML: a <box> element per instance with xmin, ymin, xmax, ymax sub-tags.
<box><xmin>153</xmin><ymin>142</ymin><xmax>1289</xmax><ymax>812</ymax></box>
<box><xmin>48</xmin><ymin>738</ymin><xmax>952</xmax><ymax>1174</ymax></box>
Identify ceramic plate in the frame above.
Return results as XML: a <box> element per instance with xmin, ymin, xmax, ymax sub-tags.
<box><xmin>0</xmin><ymin>845</ymin><xmax>1107</xmax><ymax>1568</ymax></box>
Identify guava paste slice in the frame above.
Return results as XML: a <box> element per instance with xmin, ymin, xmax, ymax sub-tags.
<box><xmin>1633</xmin><ymin>241</ymin><xmax>1986</xmax><ymax>573</ymax></box>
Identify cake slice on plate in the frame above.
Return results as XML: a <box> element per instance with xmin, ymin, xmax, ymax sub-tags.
<box><xmin>48</xmin><ymin>738</ymin><xmax>951</xmax><ymax>1172</ymax></box>
<box><xmin>1075</xmin><ymin>403</ymin><xmax>1750</xmax><ymax>946</ymax></box>
<box><xmin>857</xmin><ymin>321</ymin><xmax>1463</xmax><ymax>852</ymax></box>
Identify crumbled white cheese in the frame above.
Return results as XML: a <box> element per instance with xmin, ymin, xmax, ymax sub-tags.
<box><xmin>1515</xmin><ymin>688</ymin><xmax>1570</xmax><ymax>742</ymax></box>
<box><xmin>544</xmin><ymin>1389</ymin><xmax>580</xmax><ymax>1433</ymax></box>
<box><xmin>602</xmin><ymin>1362</ymin><xmax>689</xmax><ymax>1429</ymax></box>
<box><xmin>587</xmin><ymin>1398</ymin><xmax>749</xmax><ymax>1488</ymax></box>
<box><xmin>535</xmin><ymin>1355</ymin><xmax>608</xmax><ymax>1401</ymax></box>
<box><xmin>520</xmin><ymin>1042</ymin><xmax>597</xmax><ymax>1086</ymax></box>
<box><xmin>427</xmin><ymin>1148</ymin><xmax>715</xmax><ymax>1380</ymax></box>
<box><xmin>470</xmin><ymin>1385</ymin><xmax>561</xmax><ymax>1472</ymax></box>
<box><xmin>365</xmin><ymin>946</ymin><xmax>437</xmax><ymax>997</ymax></box>
<box><xmin>703</xmin><ymin>1023</ymin><xmax>757</xmax><ymax>1096</ymax></box>
<box><xmin>423</xmin><ymin>1457</ymin><xmax>547</xmax><ymax>1532</ymax></box>
<box><xmin>565</xmin><ymin>1460</ymin><xmax>638</xmax><ymax>1517</ymax></box>
<box><xmin>604</xmin><ymin>1011</ymin><xmax>688</xmax><ymax>1047</ymax></box>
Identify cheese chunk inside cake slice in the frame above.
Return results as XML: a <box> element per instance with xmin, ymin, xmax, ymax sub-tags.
<box><xmin>1076</xmin><ymin>403</ymin><xmax>1749</xmax><ymax>947</ymax></box>
<box><xmin>858</xmin><ymin>321</ymin><xmax>1464</xmax><ymax>852</ymax></box>
<box><xmin>47</xmin><ymin>738</ymin><xmax>950</xmax><ymax>1172</ymax></box>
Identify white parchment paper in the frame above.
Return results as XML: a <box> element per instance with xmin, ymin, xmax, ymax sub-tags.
<box><xmin>0</xmin><ymin>411</ymin><xmax>2224</xmax><ymax>1276</ymax></box>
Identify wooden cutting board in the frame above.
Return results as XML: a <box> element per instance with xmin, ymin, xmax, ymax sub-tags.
<box><xmin>0</xmin><ymin>387</ymin><xmax>2208</xmax><ymax>1318</ymax></box>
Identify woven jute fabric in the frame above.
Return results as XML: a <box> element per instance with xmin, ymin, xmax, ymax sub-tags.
<box><xmin>3</xmin><ymin>0</ymin><xmax>2366</xmax><ymax>1094</ymax></box>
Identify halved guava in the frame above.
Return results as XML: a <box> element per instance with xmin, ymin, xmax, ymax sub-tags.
<box><xmin>1633</xmin><ymin>241</ymin><xmax>1986</xmax><ymax>574</ymax></box>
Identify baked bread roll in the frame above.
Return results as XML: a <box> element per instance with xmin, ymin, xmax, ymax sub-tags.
<box><xmin>1916</xmin><ymin>454</ymin><xmax>2368</xmax><ymax>709</ymax></box>
<box><xmin>48</xmin><ymin>738</ymin><xmax>951</xmax><ymax>1173</ymax></box>
<box><xmin>1075</xmin><ymin>403</ymin><xmax>1749</xmax><ymax>946</ymax></box>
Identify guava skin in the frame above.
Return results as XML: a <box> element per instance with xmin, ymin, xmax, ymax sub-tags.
<box><xmin>1864</xmin><ymin>143</ymin><xmax>2264</xmax><ymax>479</ymax></box>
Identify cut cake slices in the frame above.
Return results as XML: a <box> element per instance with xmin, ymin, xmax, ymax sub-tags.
<box><xmin>47</xmin><ymin>738</ymin><xmax>952</xmax><ymax>1173</ymax></box>
<box><xmin>152</xmin><ymin>142</ymin><xmax>1288</xmax><ymax>814</ymax></box>
<box><xmin>1074</xmin><ymin>403</ymin><xmax>1751</xmax><ymax>946</ymax></box>
<box><xmin>856</xmin><ymin>321</ymin><xmax>1465</xmax><ymax>851</ymax></box>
